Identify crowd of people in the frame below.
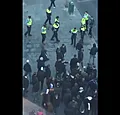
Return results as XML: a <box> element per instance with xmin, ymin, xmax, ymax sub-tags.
<box><xmin>23</xmin><ymin>0</ymin><xmax>98</xmax><ymax>115</ymax></box>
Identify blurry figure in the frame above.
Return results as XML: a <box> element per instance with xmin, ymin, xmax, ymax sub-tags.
<box><xmin>50</xmin><ymin>0</ymin><xmax>56</xmax><ymax>8</ymax></box>
<box><xmin>71</xmin><ymin>83</ymin><xmax>79</xmax><ymax>98</ymax></box>
<box><xmin>45</xmin><ymin>64</ymin><xmax>51</xmax><ymax>83</ymax></box>
<box><xmin>70</xmin><ymin>54</ymin><xmax>78</xmax><ymax>72</ymax></box>
<box><xmin>60</xmin><ymin>44</ymin><xmax>66</xmax><ymax>58</ymax></box>
<box><xmin>37</xmin><ymin>57</ymin><xmax>45</xmax><ymax>71</ymax></box>
<box><xmin>41</xmin><ymin>24</ymin><xmax>47</xmax><ymax>44</ymax></box>
<box><xmin>37</xmin><ymin>67</ymin><xmax>45</xmax><ymax>91</ymax></box>
<box><xmin>89</xmin><ymin>43</ymin><xmax>98</xmax><ymax>65</ymax></box>
<box><xmin>76</xmin><ymin>39</ymin><xmax>83</xmax><ymax>51</ymax></box>
<box><xmin>40</xmin><ymin>49</ymin><xmax>49</xmax><ymax>62</ymax></box>
<box><xmin>23</xmin><ymin>60</ymin><xmax>32</xmax><ymax>83</ymax></box>
<box><xmin>23</xmin><ymin>75</ymin><xmax>29</xmax><ymax>97</ymax></box>
<box><xmin>88</xmin><ymin>16</ymin><xmax>94</xmax><ymax>38</ymax></box>
<box><xmin>78</xmin><ymin>48</ymin><xmax>84</xmax><ymax>68</ymax></box>
<box><xmin>56</xmin><ymin>47</ymin><xmax>64</xmax><ymax>61</ymax></box>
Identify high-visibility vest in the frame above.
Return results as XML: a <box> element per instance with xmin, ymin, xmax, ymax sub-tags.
<box><xmin>46</xmin><ymin>9</ymin><xmax>51</xmax><ymax>14</ymax></box>
<box><xmin>71</xmin><ymin>29</ymin><xmax>78</xmax><ymax>34</ymax></box>
<box><xmin>81</xmin><ymin>26</ymin><xmax>86</xmax><ymax>31</ymax></box>
<box><xmin>83</xmin><ymin>13</ymin><xmax>89</xmax><ymax>20</ymax></box>
<box><xmin>81</xmin><ymin>18</ymin><xmax>86</xmax><ymax>25</ymax></box>
<box><xmin>53</xmin><ymin>23</ymin><xmax>59</xmax><ymax>29</ymax></box>
<box><xmin>41</xmin><ymin>26</ymin><xmax>46</xmax><ymax>34</ymax></box>
<box><xmin>55</xmin><ymin>18</ymin><xmax>59</xmax><ymax>23</ymax></box>
<box><xmin>26</xmin><ymin>18</ymin><xmax>32</xmax><ymax>26</ymax></box>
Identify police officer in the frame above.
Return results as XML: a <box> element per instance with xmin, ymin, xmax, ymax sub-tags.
<box><xmin>55</xmin><ymin>16</ymin><xmax>60</xmax><ymax>25</ymax></box>
<box><xmin>83</xmin><ymin>11</ymin><xmax>91</xmax><ymax>31</ymax></box>
<box><xmin>69</xmin><ymin>27</ymin><xmax>78</xmax><ymax>47</ymax></box>
<box><xmin>44</xmin><ymin>6</ymin><xmax>52</xmax><ymax>25</ymax></box>
<box><xmin>80</xmin><ymin>25</ymin><xmax>86</xmax><ymax>42</ymax></box>
<box><xmin>88</xmin><ymin>16</ymin><xmax>94</xmax><ymax>38</ymax></box>
<box><xmin>41</xmin><ymin>24</ymin><xmax>47</xmax><ymax>44</ymax></box>
<box><xmin>51</xmin><ymin>21</ymin><xmax>60</xmax><ymax>42</ymax></box>
<box><xmin>81</xmin><ymin>17</ymin><xmax>86</xmax><ymax>27</ymax></box>
<box><xmin>24</xmin><ymin>16</ymin><xmax>32</xmax><ymax>37</ymax></box>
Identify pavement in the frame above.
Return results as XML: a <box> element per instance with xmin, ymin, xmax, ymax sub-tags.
<box><xmin>23</xmin><ymin>0</ymin><xmax>98</xmax><ymax>114</ymax></box>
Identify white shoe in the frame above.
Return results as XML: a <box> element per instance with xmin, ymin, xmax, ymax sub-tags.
<box><xmin>53</xmin><ymin>7</ymin><xmax>56</xmax><ymax>8</ymax></box>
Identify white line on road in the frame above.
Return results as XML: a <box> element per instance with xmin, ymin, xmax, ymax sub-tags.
<box><xmin>77</xmin><ymin>0</ymin><xmax>95</xmax><ymax>2</ymax></box>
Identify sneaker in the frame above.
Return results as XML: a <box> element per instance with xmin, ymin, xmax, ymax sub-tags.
<box><xmin>28</xmin><ymin>34</ymin><xmax>32</xmax><ymax>36</ymax></box>
<box><xmin>53</xmin><ymin>7</ymin><xmax>56</xmax><ymax>8</ymax></box>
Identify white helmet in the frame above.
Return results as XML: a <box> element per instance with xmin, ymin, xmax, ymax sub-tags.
<box><xmin>26</xmin><ymin>60</ymin><xmax>29</xmax><ymax>63</ymax></box>
<box><xmin>41</xmin><ymin>67</ymin><xmax>44</xmax><ymax>71</ymax></box>
<box><xmin>40</xmin><ymin>57</ymin><xmax>43</xmax><ymax>60</ymax></box>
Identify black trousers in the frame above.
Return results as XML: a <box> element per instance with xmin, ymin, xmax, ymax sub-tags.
<box><xmin>50</xmin><ymin>1</ymin><xmax>56</xmax><ymax>7</ymax></box>
<box><xmin>86</xmin><ymin>20</ymin><xmax>88</xmax><ymax>31</ymax></box>
<box><xmin>51</xmin><ymin>31</ymin><xmax>59</xmax><ymax>41</ymax></box>
<box><xmin>45</xmin><ymin>16</ymin><xmax>52</xmax><ymax>25</ymax></box>
<box><xmin>81</xmin><ymin>31</ymin><xmax>85</xmax><ymax>41</ymax></box>
<box><xmin>88</xmin><ymin>26</ymin><xmax>93</xmax><ymax>37</ymax></box>
<box><xmin>41</xmin><ymin>33</ymin><xmax>46</xmax><ymax>43</ymax></box>
<box><xmin>40</xmin><ymin>80</ymin><xmax>44</xmax><ymax>91</ymax></box>
<box><xmin>25</xmin><ymin>26</ymin><xmax>31</xmax><ymax>36</ymax></box>
<box><xmin>71</xmin><ymin>35</ymin><xmax>76</xmax><ymax>47</ymax></box>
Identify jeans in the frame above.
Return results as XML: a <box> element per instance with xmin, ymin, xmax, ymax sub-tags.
<box><xmin>50</xmin><ymin>1</ymin><xmax>56</xmax><ymax>7</ymax></box>
<box><xmin>26</xmin><ymin>72</ymin><xmax>32</xmax><ymax>83</ymax></box>
<box><xmin>25</xmin><ymin>26</ymin><xmax>31</xmax><ymax>36</ymax></box>
<box><xmin>44</xmin><ymin>16</ymin><xmax>52</xmax><ymax>25</ymax></box>
<box><xmin>71</xmin><ymin>35</ymin><xmax>76</xmax><ymax>47</ymax></box>
<box><xmin>41</xmin><ymin>34</ymin><xmax>46</xmax><ymax>43</ymax></box>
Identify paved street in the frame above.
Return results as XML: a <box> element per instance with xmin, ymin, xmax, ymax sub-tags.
<box><xmin>23</xmin><ymin>0</ymin><xmax>98</xmax><ymax>114</ymax></box>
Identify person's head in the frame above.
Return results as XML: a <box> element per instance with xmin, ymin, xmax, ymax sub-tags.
<box><xmin>74</xmin><ymin>27</ymin><xmax>76</xmax><ymax>30</ymax></box>
<box><xmin>56</xmin><ymin>16</ymin><xmax>59</xmax><ymax>19</ymax></box>
<box><xmin>26</xmin><ymin>60</ymin><xmax>29</xmax><ymax>63</ymax></box>
<box><xmin>25</xmin><ymin>76</ymin><xmax>28</xmax><ymax>79</ymax></box>
<box><xmin>74</xmin><ymin>54</ymin><xmax>76</xmax><ymax>58</ymax></box>
<box><xmin>43</xmin><ymin>24</ymin><xmax>46</xmax><ymax>27</ymax></box>
<box><xmin>40</xmin><ymin>57</ymin><xmax>43</xmax><ymax>61</ymax></box>
<box><xmin>62</xmin><ymin>44</ymin><xmax>65</xmax><ymax>46</ymax></box>
<box><xmin>74</xmin><ymin>82</ymin><xmax>78</xmax><ymax>86</ymax></box>
<box><xmin>93</xmin><ymin>43</ymin><xmax>96</xmax><ymax>47</ymax></box>
<box><xmin>85</xmin><ymin>11</ymin><xmax>88</xmax><ymax>14</ymax></box>
<box><xmin>28</xmin><ymin>16</ymin><xmax>31</xmax><ymax>19</ymax></box>
<box><xmin>41</xmin><ymin>67</ymin><xmax>44</xmax><ymax>71</ymax></box>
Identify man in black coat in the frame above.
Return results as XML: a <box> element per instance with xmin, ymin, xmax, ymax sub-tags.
<box><xmin>70</xmin><ymin>54</ymin><xmax>78</xmax><ymax>72</ymax></box>
<box><xmin>60</xmin><ymin>44</ymin><xmax>66</xmax><ymax>58</ymax></box>
<box><xmin>76</xmin><ymin>40</ymin><xmax>83</xmax><ymax>51</ymax></box>
<box><xmin>23</xmin><ymin>60</ymin><xmax>32</xmax><ymax>83</ymax></box>
<box><xmin>78</xmin><ymin>48</ymin><xmax>84</xmax><ymax>67</ymax></box>
<box><xmin>89</xmin><ymin>43</ymin><xmax>98</xmax><ymax>65</ymax></box>
<box><xmin>40</xmin><ymin>50</ymin><xmax>49</xmax><ymax>62</ymax></box>
<box><xmin>37</xmin><ymin>57</ymin><xmax>45</xmax><ymax>71</ymax></box>
<box><xmin>23</xmin><ymin>75</ymin><xmax>29</xmax><ymax>97</ymax></box>
<box><xmin>37</xmin><ymin>67</ymin><xmax>45</xmax><ymax>91</ymax></box>
<box><xmin>56</xmin><ymin>47</ymin><xmax>64</xmax><ymax>61</ymax></box>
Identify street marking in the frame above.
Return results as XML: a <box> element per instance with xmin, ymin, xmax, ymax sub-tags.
<box><xmin>77</xmin><ymin>0</ymin><xmax>95</xmax><ymax>2</ymax></box>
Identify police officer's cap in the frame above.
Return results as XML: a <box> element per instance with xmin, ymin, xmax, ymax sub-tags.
<box><xmin>56</xmin><ymin>16</ymin><xmax>59</xmax><ymax>19</ymax></box>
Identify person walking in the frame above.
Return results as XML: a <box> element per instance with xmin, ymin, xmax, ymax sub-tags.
<box><xmin>50</xmin><ymin>0</ymin><xmax>56</xmax><ymax>8</ymax></box>
<box><xmin>24</xmin><ymin>16</ymin><xmax>32</xmax><ymax>37</ymax></box>
<box><xmin>44</xmin><ymin>6</ymin><xmax>52</xmax><ymax>25</ymax></box>
<box><xmin>88</xmin><ymin>16</ymin><xmax>94</xmax><ymax>38</ymax></box>
<box><xmin>41</xmin><ymin>24</ymin><xmax>47</xmax><ymax>44</ymax></box>
<box><xmin>60</xmin><ymin>44</ymin><xmax>66</xmax><ymax>58</ymax></box>
<box><xmin>69</xmin><ymin>27</ymin><xmax>78</xmax><ymax>47</ymax></box>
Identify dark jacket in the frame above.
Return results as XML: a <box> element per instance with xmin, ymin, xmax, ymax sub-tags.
<box><xmin>78</xmin><ymin>50</ymin><xmax>83</xmax><ymax>62</ymax></box>
<box><xmin>55</xmin><ymin>61</ymin><xmax>64</xmax><ymax>73</ymax></box>
<box><xmin>76</xmin><ymin>42</ymin><xmax>83</xmax><ymax>51</ymax></box>
<box><xmin>60</xmin><ymin>46</ymin><xmax>66</xmax><ymax>55</ymax></box>
<box><xmin>57</xmin><ymin>52</ymin><xmax>63</xmax><ymax>60</ymax></box>
<box><xmin>45</xmin><ymin>66</ymin><xmax>51</xmax><ymax>78</ymax></box>
<box><xmin>40</xmin><ymin>50</ymin><xmax>49</xmax><ymax>62</ymax></box>
<box><xmin>23</xmin><ymin>76</ymin><xmax>29</xmax><ymax>90</ymax></box>
<box><xmin>90</xmin><ymin>47</ymin><xmax>98</xmax><ymax>55</ymax></box>
<box><xmin>37</xmin><ymin>59</ymin><xmax>45</xmax><ymax>70</ymax></box>
<box><xmin>70</xmin><ymin>58</ymin><xmax>78</xmax><ymax>69</ymax></box>
<box><xmin>24</xmin><ymin>63</ymin><xmax>32</xmax><ymax>73</ymax></box>
<box><xmin>53</xmin><ymin>92</ymin><xmax>61</xmax><ymax>108</ymax></box>
<box><xmin>37</xmin><ymin>70</ymin><xmax>45</xmax><ymax>81</ymax></box>
<box><xmin>64</xmin><ymin>107</ymin><xmax>75</xmax><ymax>115</ymax></box>
<box><xmin>71</xmin><ymin>85</ymin><xmax>79</xmax><ymax>98</ymax></box>
<box><xmin>32</xmin><ymin>78</ymin><xmax>39</xmax><ymax>93</ymax></box>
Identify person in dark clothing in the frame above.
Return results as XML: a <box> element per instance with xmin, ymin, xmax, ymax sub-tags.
<box><xmin>60</xmin><ymin>44</ymin><xmax>66</xmax><ymax>58</ymax></box>
<box><xmin>23</xmin><ymin>76</ymin><xmax>29</xmax><ymax>97</ymax></box>
<box><xmin>78</xmin><ymin>49</ymin><xmax>84</xmax><ymax>68</ymax></box>
<box><xmin>56</xmin><ymin>47</ymin><xmax>64</xmax><ymax>61</ymax></box>
<box><xmin>70</xmin><ymin>54</ymin><xmax>78</xmax><ymax>72</ymax></box>
<box><xmin>46</xmin><ymin>77</ymin><xmax>53</xmax><ymax>89</ymax></box>
<box><xmin>40</xmin><ymin>50</ymin><xmax>49</xmax><ymax>62</ymax></box>
<box><xmin>71</xmin><ymin>83</ymin><xmax>79</xmax><ymax>98</ymax></box>
<box><xmin>45</xmin><ymin>64</ymin><xmax>51</xmax><ymax>79</ymax></box>
<box><xmin>50</xmin><ymin>0</ymin><xmax>56</xmax><ymax>8</ymax></box>
<box><xmin>37</xmin><ymin>57</ymin><xmax>45</xmax><ymax>71</ymax></box>
<box><xmin>85</xmin><ymin>63</ymin><xmax>93</xmax><ymax>78</ymax></box>
<box><xmin>55</xmin><ymin>59</ymin><xmax>64</xmax><ymax>78</ymax></box>
<box><xmin>76</xmin><ymin>39</ymin><xmax>83</xmax><ymax>51</ymax></box>
<box><xmin>44</xmin><ymin>6</ymin><xmax>52</xmax><ymax>25</ymax></box>
<box><xmin>89</xmin><ymin>43</ymin><xmax>98</xmax><ymax>65</ymax></box>
<box><xmin>84</xmin><ymin>96</ymin><xmax>94</xmax><ymax>115</ymax></box>
<box><xmin>63</xmin><ymin>89</ymin><xmax>72</xmax><ymax>107</ymax></box>
<box><xmin>88</xmin><ymin>16</ymin><xmax>94</xmax><ymax>38</ymax></box>
<box><xmin>91</xmin><ymin>65</ymin><xmax>97</xmax><ymax>79</ymax></box>
<box><xmin>32</xmin><ymin>74</ymin><xmax>40</xmax><ymax>102</ymax></box>
<box><xmin>37</xmin><ymin>67</ymin><xmax>45</xmax><ymax>91</ymax></box>
<box><xmin>23</xmin><ymin>60</ymin><xmax>32</xmax><ymax>83</ymax></box>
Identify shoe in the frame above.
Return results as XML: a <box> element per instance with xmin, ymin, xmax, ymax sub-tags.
<box><xmin>53</xmin><ymin>7</ymin><xmax>56</xmax><ymax>8</ymax></box>
<box><xmin>28</xmin><ymin>34</ymin><xmax>32</xmax><ymax>36</ymax></box>
<box><xmin>24</xmin><ymin>34</ymin><xmax>27</xmax><ymax>37</ymax></box>
<box><xmin>56</xmin><ymin>40</ymin><xmax>60</xmax><ymax>42</ymax></box>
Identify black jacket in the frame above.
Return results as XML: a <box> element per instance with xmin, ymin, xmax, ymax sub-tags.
<box><xmin>37</xmin><ymin>59</ymin><xmax>45</xmax><ymax>70</ymax></box>
<box><xmin>55</xmin><ymin>61</ymin><xmax>64</xmax><ymax>73</ymax></box>
<box><xmin>70</xmin><ymin>58</ymin><xmax>78</xmax><ymax>68</ymax></box>
<box><xmin>32</xmin><ymin>78</ymin><xmax>39</xmax><ymax>93</ymax></box>
<box><xmin>76</xmin><ymin>42</ymin><xmax>83</xmax><ymax>51</ymax></box>
<box><xmin>90</xmin><ymin>47</ymin><xmax>98</xmax><ymax>55</ymax></box>
<box><xmin>24</xmin><ymin>63</ymin><xmax>32</xmax><ymax>73</ymax></box>
<box><xmin>45</xmin><ymin>66</ymin><xmax>51</xmax><ymax>78</ymax></box>
<box><xmin>23</xmin><ymin>76</ymin><xmax>29</xmax><ymax>90</ymax></box>
<box><xmin>78</xmin><ymin>50</ymin><xmax>83</xmax><ymax>62</ymax></box>
<box><xmin>37</xmin><ymin>70</ymin><xmax>45</xmax><ymax>81</ymax></box>
<box><xmin>60</xmin><ymin>46</ymin><xmax>66</xmax><ymax>55</ymax></box>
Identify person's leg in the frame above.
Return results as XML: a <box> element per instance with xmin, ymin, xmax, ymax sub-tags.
<box><xmin>71</xmin><ymin>35</ymin><xmax>73</xmax><ymax>45</ymax></box>
<box><xmin>28</xmin><ymin>26</ymin><xmax>32</xmax><ymax>36</ymax></box>
<box><xmin>51</xmin><ymin>32</ymin><xmax>55</xmax><ymax>40</ymax></box>
<box><xmin>44</xmin><ymin>18</ymin><xmax>48</xmax><ymax>24</ymax></box>
<box><xmin>48</xmin><ymin>17</ymin><xmax>52</xmax><ymax>25</ymax></box>
<box><xmin>42</xmin><ymin>34</ymin><xmax>46</xmax><ymax>43</ymax></box>
<box><xmin>53</xmin><ymin>1</ymin><xmax>56</xmax><ymax>7</ymax></box>
<box><xmin>74</xmin><ymin>37</ymin><xmax>76</xmax><ymax>47</ymax></box>
<box><xmin>55</xmin><ymin>32</ymin><xmax>59</xmax><ymax>42</ymax></box>
<box><xmin>24</xmin><ymin>26</ymin><xmax>29</xmax><ymax>36</ymax></box>
<box><xmin>28</xmin><ymin>72</ymin><xmax>32</xmax><ymax>83</ymax></box>
<box><xmin>89</xmin><ymin>54</ymin><xmax>92</xmax><ymax>64</ymax></box>
<box><xmin>93</xmin><ymin>55</ymin><xmax>95</xmax><ymax>65</ymax></box>
<box><xmin>41</xmin><ymin>80</ymin><xmax>44</xmax><ymax>91</ymax></box>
